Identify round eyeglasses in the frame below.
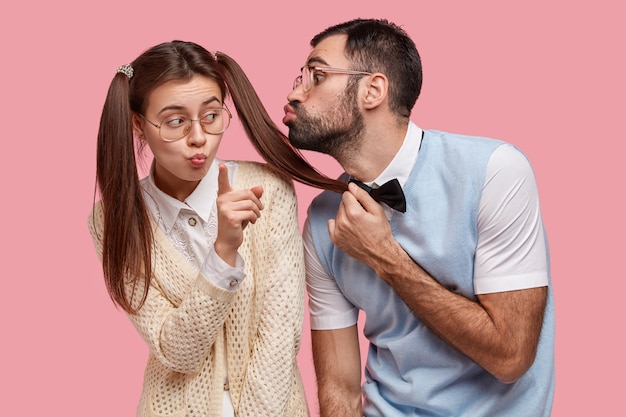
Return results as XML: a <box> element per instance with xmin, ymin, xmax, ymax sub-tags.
<box><xmin>140</xmin><ymin>107</ymin><xmax>232</xmax><ymax>142</ymax></box>
<box><xmin>293</xmin><ymin>65</ymin><xmax>372</xmax><ymax>93</ymax></box>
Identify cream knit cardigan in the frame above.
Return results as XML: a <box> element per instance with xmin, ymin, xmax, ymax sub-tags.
<box><xmin>89</xmin><ymin>162</ymin><xmax>310</xmax><ymax>417</ymax></box>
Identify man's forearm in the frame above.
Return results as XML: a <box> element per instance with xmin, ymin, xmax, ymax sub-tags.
<box><xmin>318</xmin><ymin>388</ymin><xmax>362</xmax><ymax>417</ymax></box>
<box><xmin>371</xmin><ymin>238</ymin><xmax>546</xmax><ymax>383</ymax></box>
<box><xmin>312</xmin><ymin>327</ymin><xmax>363</xmax><ymax>417</ymax></box>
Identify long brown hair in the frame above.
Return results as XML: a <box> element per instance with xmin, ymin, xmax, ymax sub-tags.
<box><xmin>95</xmin><ymin>41</ymin><xmax>345</xmax><ymax>314</ymax></box>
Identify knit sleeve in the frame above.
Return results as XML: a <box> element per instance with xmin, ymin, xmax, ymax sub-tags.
<box><xmin>88</xmin><ymin>203</ymin><xmax>235</xmax><ymax>375</ymax></box>
<box><xmin>235</xmin><ymin>164</ymin><xmax>308</xmax><ymax>416</ymax></box>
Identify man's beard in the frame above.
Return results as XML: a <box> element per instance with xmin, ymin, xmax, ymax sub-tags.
<box><xmin>286</xmin><ymin>86</ymin><xmax>364</xmax><ymax>160</ymax></box>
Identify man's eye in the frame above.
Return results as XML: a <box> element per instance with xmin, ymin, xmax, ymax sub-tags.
<box><xmin>313</xmin><ymin>71</ymin><xmax>326</xmax><ymax>84</ymax></box>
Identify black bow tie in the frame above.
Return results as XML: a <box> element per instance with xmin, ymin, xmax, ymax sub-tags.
<box><xmin>349</xmin><ymin>178</ymin><xmax>406</xmax><ymax>213</ymax></box>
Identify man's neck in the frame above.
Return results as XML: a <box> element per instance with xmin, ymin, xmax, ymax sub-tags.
<box><xmin>340</xmin><ymin>121</ymin><xmax>409</xmax><ymax>182</ymax></box>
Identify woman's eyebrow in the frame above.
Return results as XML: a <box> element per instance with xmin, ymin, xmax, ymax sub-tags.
<box><xmin>156</xmin><ymin>97</ymin><xmax>222</xmax><ymax>116</ymax></box>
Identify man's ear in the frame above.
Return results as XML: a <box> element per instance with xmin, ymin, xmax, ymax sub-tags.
<box><xmin>362</xmin><ymin>73</ymin><xmax>388</xmax><ymax>110</ymax></box>
<box><xmin>132</xmin><ymin>113</ymin><xmax>145</xmax><ymax>139</ymax></box>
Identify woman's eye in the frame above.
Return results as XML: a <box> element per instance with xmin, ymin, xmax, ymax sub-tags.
<box><xmin>201</xmin><ymin>111</ymin><xmax>219</xmax><ymax>123</ymax></box>
<box><xmin>165</xmin><ymin>117</ymin><xmax>186</xmax><ymax>127</ymax></box>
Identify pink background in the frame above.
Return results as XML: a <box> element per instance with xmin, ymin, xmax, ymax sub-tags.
<box><xmin>1</xmin><ymin>0</ymin><xmax>623</xmax><ymax>415</ymax></box>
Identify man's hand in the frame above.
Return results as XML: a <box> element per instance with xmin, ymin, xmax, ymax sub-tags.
<box><xmin>328</xmin><ymin>181</ymin><xmax>395</xmax><ymax>265</ymax></box>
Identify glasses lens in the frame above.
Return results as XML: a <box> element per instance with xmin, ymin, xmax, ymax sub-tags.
<box><xmin>159</xmin><ymin>116</ymin><xmax>190</xmax><ymax>141</ymax></box>
<box><xmin>200</xmin><ymin>108</ymin><xmax>231</xmax><ymax>135</ymax></box>
<box><xmin>294</xmin><ymin>66</ymin><xmax>310</xmax><ymax>92</ymax></box>
<box><xmin>293</xmin><ymin>75</ymin><xmax>303</xmax><ymax>91</ymax></box>
<box><xmin>302</xmin><ymin>66</ymin><xmax>312</xmax><ymax>92</ymax></box>
<box><xmin>159</xmin><ymin>108</ymin><xmax>231</xmax><ymax>141</ymax></box>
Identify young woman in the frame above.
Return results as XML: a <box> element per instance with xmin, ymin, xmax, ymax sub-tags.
<box><xmin>89</xmin><ymin>41</ymin><xmax>343</xmax><ymax>417</ymax></box>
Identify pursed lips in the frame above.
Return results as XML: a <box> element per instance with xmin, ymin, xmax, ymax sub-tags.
<box><xmin>189</xmin><ymin>154</ymin><xmax>207</xmax><ymax>166</ymax></box>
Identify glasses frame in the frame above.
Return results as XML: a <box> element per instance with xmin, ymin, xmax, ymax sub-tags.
<box><xmin>294</xmin><ymin>65</ymin><xmax>372</xmax><ymax>93</ymax></box>
<box><xmin>140</xmin><ymin>107</ymin><xmax>232</xmax><ymax>142</ymax></box>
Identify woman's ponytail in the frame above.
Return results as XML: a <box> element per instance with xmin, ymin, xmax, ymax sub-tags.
<box><xmin>216</xmin><ymin>52</ymin><xmax>346</xmax><ymax>193</ymax></box>
<box><xmin>95</xmin><ymin>71</ymin><xmax>152</xmax><ymax>314</ymax></box>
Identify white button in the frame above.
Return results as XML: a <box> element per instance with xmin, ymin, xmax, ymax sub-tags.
<box><xmin>229</xmin><ymin>279</ymin><xmax>238</xmax><ymax>287</ymax></box>
<box><xmin>188</xmin><ymin>217</ymin><xmax>197</xmax><ymax>226</ymax></box>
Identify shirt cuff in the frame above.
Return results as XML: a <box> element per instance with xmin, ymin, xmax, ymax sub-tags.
<box><xmin>474</xmin><ymin>272</ymin><xmax>549</xmax><ymax>294</ymax></box>
<box><xmin>201</xmin><ymin>248</ymin><xmax>246</xmax><ymax>290</ymax></box>
<box><xmin>309</xmin><ymin>308</ymin><xmax>359</xmax><ymax>331</ymax></box>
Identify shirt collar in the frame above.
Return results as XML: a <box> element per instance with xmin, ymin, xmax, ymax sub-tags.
<box><xmin>143</xmin><ymin>160</ymin><xmax>219</xmax><ymax>232</ymax></box>
<box><xmin>185</xmin><ymin>161</ymin><xmax>219</xmax><ymax>222</ymax></box>
<box><xmin>370</xmin><ymin>121</ymin><xmax>422</xmax><ymax>188</ymax></box>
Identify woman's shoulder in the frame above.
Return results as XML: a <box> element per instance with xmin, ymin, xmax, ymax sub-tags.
<box><xmin>234</xmin><ymin>160</ymin><xmax>272</xmax><ymax>176</ymax></box>
<box><xmin>87</xmin><ymin>200</ymin><xmax>104</xmax><ymax>226</ymax></box>
<box><xmin>87</xmin><ymin>200</ymin><xmax>105</xmax><ymax>243</ymax></box>
<box><xmin>232</xmin><ymin>160</ymin><xmax>294</xmax><ymax>191</ymax></box>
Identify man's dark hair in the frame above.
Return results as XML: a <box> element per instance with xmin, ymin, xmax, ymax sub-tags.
<box><xmin>312</xmin><ymin>18</ymin><xmax>422</xmax><ymax>118</ymax></box>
